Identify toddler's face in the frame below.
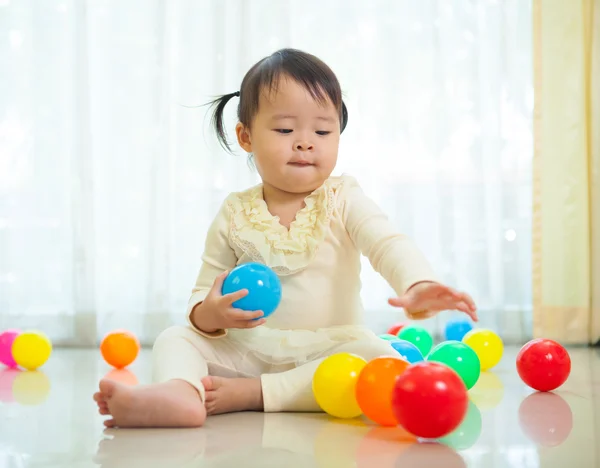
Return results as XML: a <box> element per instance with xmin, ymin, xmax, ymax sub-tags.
<box><xmin>236</xmin><ymin>77</ymin><xmax>340</xmax><ymax>194</ymax></box>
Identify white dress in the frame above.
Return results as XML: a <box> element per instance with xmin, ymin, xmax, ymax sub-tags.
<box><xmin>186</xmin><ymin>175</ymin><xmax>437</xmax><ymax>366</ymax></box>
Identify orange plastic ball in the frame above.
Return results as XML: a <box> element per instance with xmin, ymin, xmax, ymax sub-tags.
<box><xmin>355</xmin><ymin>356</ymin><xmax>410</xmax><ymax>426</ymax></box>
<box><xmin>100</xmin><ymin>330</ymin><xmax>140</xmax><ymax>369</ymax></box>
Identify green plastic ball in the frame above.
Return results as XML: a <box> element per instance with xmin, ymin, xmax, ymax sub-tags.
<box><xmin>427</xmin><ymin>340</ymin><xmax>481</xmax><ymax>390</ymax></box>
<box><xmin>397</xmin><ymin>326</ymin><xmax>433</xmax><ymax>356</ymax></box>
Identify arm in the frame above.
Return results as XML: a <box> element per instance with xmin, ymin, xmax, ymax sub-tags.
<box><xmin>340</xmin><ymin>176</ymin><xmax>477</xmax><ymax>320</ymax></box>
<box><xmin>186</xmin><ymin>199</ymin><xmax>238</xmax><ymax>337</ymax></box>
<box><xmin>340</xmin><ymin>177</ymin><xmax>437</xmax><ymax>296</ymax></box>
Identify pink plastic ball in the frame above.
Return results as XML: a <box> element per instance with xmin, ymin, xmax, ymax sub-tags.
<box><xmin>0</xmin><ymin>329</ymin><xmax>21</xmax><ymax>368</ymax></box>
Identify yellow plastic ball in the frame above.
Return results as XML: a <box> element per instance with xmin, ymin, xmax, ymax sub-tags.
<box><xmin>312</xmin><ymin>352</ymin><xmax>367</xmax><ymax>419</ymax></box>
<box><xmin>462</xmin><ymin>329</ymin><xmax>503</xmax><ymax>371</ymax></box>
<box><xmin>11</xmin><ymin>331</ymin><xmax>52</xmax><ymax>370</ymax></box>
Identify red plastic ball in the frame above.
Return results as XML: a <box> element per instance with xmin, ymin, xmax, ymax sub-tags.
<box><xmin>391</xmin><ymin>361</ymin><xmax>468</xmax><ymax>438</ymax></box>
<box><xmin>516</xmin><ymin>339</ymin><xmax>571</xmax><ymax>392</ymax></box>
<box><xmin>387</xmin><ymin>322</ymin><xmax>406</xmax><ymax>336</ymax></box>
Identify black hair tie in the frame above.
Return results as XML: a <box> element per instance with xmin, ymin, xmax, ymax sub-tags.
<box><xmin>233</xmin><ymin>91</ymin><xmax>240</xmax><ymax>97</ymax></box>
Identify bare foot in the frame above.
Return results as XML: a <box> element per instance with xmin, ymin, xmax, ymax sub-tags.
<box><xmin>202</xmin><ymin>376</ymin><xmax>263</xmax><ymax>415</ymax></box>
<box><xmin>93</xmin><ymin>379</ymin><xmax>206</xmax><ymax>428</ymax></box>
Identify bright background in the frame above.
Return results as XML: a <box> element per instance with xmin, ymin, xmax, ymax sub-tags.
<box><xmin>0</xmin><ymin>0</ymin><xmax>533</xmax><ymax>346</ymax></box>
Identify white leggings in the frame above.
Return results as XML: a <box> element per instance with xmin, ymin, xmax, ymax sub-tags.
<box><xmin>152</xmin><ymin>325</ymin><xmax>398</xmax><ymax>412</ymax></box>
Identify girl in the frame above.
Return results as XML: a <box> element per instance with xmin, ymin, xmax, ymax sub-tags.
<box><xmin>93</xmin><ymin>48</ymin><xmax>477</xmax><ymax>428</ymax></box>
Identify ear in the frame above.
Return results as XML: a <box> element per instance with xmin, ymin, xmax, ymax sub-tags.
<box><xmin>235</xmin><ymin>123</ymin><xmax>252</xmax><ymax>153</ymax></box>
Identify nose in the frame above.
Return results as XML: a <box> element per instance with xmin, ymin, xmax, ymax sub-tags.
<box><xmin>294</xmin><ymin>139</ymin><xmax>314</xmax><ymax>151</ymax></box>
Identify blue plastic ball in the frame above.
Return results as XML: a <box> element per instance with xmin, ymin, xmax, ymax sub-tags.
<box><xmin>444</xmin><ymin>318</ymin><xmax>474</xmax><ymax>342</ymax></box>
<box><xmin>390</xmin><ymin>339</ymin><xmax>424</xmax><ymax>364</ymax></box>
<box><xmin>222</xmin><ymin>262</ymin><xmax>282</xmax><ymax>317</ymax></box>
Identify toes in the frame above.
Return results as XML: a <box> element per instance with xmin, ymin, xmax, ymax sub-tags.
<box><xmin>93</xmin><ymin>392</ymin><xmax>105</xmax><ymax>403</ymax></box>
<box><xmin>99</xmin><ymin>379</ymin><xmax>117</xmax><ymax>399</ymax></box>
<box><xmin>103</xmin><ymin>419</ymin><xmax>116</xmax><ymax>428</ymax></box>
<box><xmin>99</xmin><ymin>407</ymin><xmax>111</xmax><ymax>415</ymax></box>
<box><xmin>205</xmin><ymin>391</ymin><xmax>216</xmax><ymax>402</ymax></box>
<box><xmin>201</xmin><ymin>376</ymin><xmax>215</xmax><ymax>391</ymax></box>
<box><xmin>206</xmin><ymin>402</ymin><xmax>216</xmax><ymax>415</ymax></box>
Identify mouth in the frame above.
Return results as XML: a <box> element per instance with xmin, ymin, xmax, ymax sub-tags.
<box><xmin>288</xmin><ymin>161</ymin><xmax>315</xmax><ymax>167</ymax></box>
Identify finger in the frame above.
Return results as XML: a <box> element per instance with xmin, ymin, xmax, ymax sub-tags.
<box><xmin>228</xmin><ymin>309</ymin><xmax>264</xmax><ymax>321</ymax></box>
<box><xmin>429</xmin><ymin>298</ymin><xmax>470</xmax><ymax>313</ymax></box>
<box><xmin>454</xmin><ymin>301</ymin><xmax>470</xmax><ymax>314</ymax></box>
<box><xmin>437</xmin><ymin>286</ymin><xmax>463</xmax><ymax>301</ymax></box>
<box><xmin>388</xmin><ymin>297</ymin><xmax>407</xmax><ymax>308</ymax></box>
<box><xmin>234</xmin><ymin>318</ymin><xmax>267</xmax><ymax>329</ymax></box>
<box><xmin>209</xmin><ymin>271</ymin><xmax>230</xmax><ymax>297</ymax></box>
<box><xmin>454</xmin><ymin>301</ymin><xmax>478</xmax><ymax>322</ymax></box>
<box><xmin>222</xmin><ymin>288</ymin><xmax>249</xmax><ymax>305</ymax></box>
<box><xmin>460</xmin><ymin>292</ymin><xmax>477</xmax><ymax>312</ymax></box>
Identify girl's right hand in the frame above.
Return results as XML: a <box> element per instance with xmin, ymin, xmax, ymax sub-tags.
<box><xmin>195</xmin><ymin>271</ymin><xmax>266</xmax><ymax>332</ymax></box>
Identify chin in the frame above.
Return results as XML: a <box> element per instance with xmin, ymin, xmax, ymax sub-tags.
<box><xmin>287</xmin><ymin>173</ymin><xmax>330</xmax><ymax>193</ymax></box>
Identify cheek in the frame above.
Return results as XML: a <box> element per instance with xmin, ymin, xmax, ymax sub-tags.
<box><xmin>251</xmin><ymin>140</ymin><xmax>285</xmax><ymax>175</ymax></box>
<box><xmin>323</xmin><ymin>138</ymin><xmax>340</xmax><ymax>163</ymax></box>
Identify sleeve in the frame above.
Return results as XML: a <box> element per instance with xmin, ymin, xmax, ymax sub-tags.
<box><xmin>340</xmin><ymin>176</ymin><xmax>438</xmax><ymax>297</ymax></box>
<box><xmin>186</xmin><ymin>198</ymin><xmax>239</xmax><ymax>338</ymax></box>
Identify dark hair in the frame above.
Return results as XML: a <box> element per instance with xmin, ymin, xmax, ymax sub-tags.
<box><xmin>207</xmin><ymin>48</ymin><xmax>348</xmax><ymax>153</ymax></box>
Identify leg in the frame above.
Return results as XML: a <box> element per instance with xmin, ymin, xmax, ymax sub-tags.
<box><xmin>94</xmin><ymin>325</ymin><xmax>268</xmax><ymax>427</ymax></box>
<box><xmin>261</xmin><ymin>338</ymin><xmax>398</xmax><ymax>412</ymax></box>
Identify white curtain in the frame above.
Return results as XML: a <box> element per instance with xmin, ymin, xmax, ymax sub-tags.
<box><xmin>0</xmin><ymin>0</ymin><xmax>533</xmax><ymax>346</ymax></box>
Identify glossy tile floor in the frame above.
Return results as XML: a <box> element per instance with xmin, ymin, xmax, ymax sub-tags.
<box><xmin>0</xmin><ymin>346</ymin><xmax>599</xmax><ymax>468</ymax></box>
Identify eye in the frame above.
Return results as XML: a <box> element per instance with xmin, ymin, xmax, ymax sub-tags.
<box><xmin>316</xmin><ymin>131</ymin><xmax>331</xmax><ymax>136</ymax></box>
<box><xmin>274</xmin><ymin>129</ymin><xmax>293</xmax><ymax>134</ymax></box>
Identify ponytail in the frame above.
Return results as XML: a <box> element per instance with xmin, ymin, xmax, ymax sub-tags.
<box><xmin>206</xmin><ymin>91</ymin><xmax>240</xmax><ymax>153</ymax></box>
<box><xmin>341</xmin><ymin>100</ymin><xmax>348</xmax><ymax>133</ymax></box>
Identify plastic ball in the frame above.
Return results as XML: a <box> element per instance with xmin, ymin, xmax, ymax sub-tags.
<box><xmin>312</xmin><ymin>352</ymin><xmax>367</xmax><ymax>419</ymax></box>
<box><xmin>0</xmin><ymin>329</ymin><xmax>20</xmax><ymax>368</ymax></box>
<box><xmin>397</xmin><ymin>326</ymin><xmax>433</xmax><ymax>357</ymax></box>
<box><xmin>11</xmin><ymin>331</ymin><xmax>52</xmax><ymax>370</ymax></box>
<box><xmin>387</xmin><ymin>323</ymin><xmax>406</xmax><ymax>336</ymax></box>
<box><xmin>100</xmin><ymin>330</ymin><xmax>140</xmax><ymax>369</ymax></box>
<box><xmin>462</xmin><ymin>329</ymin><xmax>504</xmax><ymax>371</ymax></box>
<box><xmin>355</xmin><ymin>356</ymin><xmax>410</xmax><ymax>426</ymax></box>
<box><xmin>222</xmin><ymin>262</ymin><xmax>282</xmax><ymax>317</ymax></box>
<box><xmin>518</xmin><ymin>392</ymin><xmax>572</xmax><ymax>446</ymax></box>
<box><xmin>392</xmin><ymin>362</ymin><xmax>468</xmax><ymax>438</ymax></box>
<box><xmin>516</xmin><ymin>338</ymin><xmax>571</xmax><ymax>392</ymax></box>
<box><xmin>390</xmin><ymin>339</ymin><xmax>424</xmax><ymax>363</ymax></box>
<box><xmin>378</xmin><ymin>333</ymin><xmax>400</xmax><ymax>341</ymax></box>
<box><xmin>444</xmin><ymin>319</ymin><xmax>473</xmax><ymax>342</ymax></box>
<box><xmin>438</xmin><ymin>401</ymin><xmax>482</xmax><ymax>450</ymax></box>
<box><xmin>427</xmin><ymin>341</ymin><xmax>481</xmax><ymax>390</ymax></box>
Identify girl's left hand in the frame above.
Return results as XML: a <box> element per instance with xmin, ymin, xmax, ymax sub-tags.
<box><xmin>388</xmin><ymin>282</ymin><xmax>478</xmax><ymax>321</ymax></box>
